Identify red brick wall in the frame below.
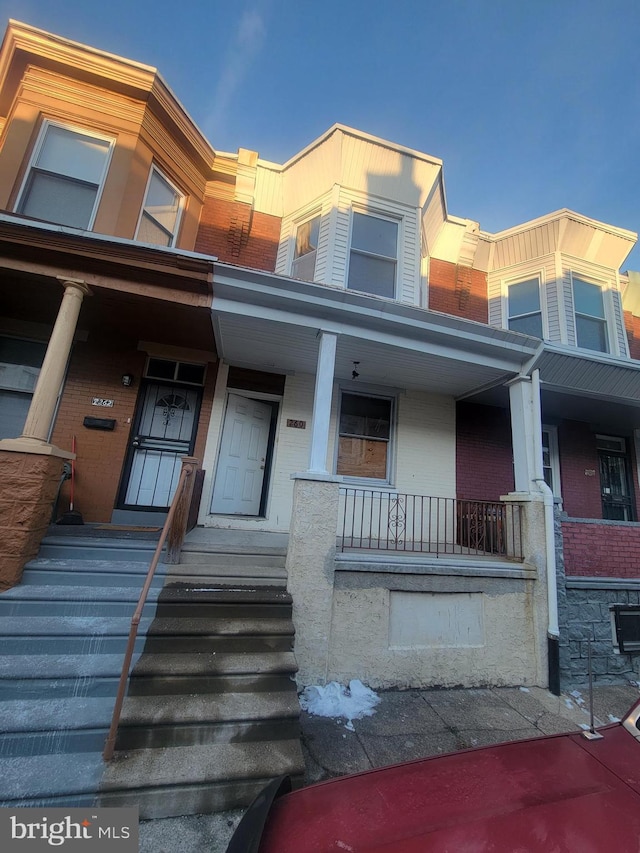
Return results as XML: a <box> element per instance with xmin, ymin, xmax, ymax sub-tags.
<box><xmin>624</xmin><ymin>310</ymin><xmax>640</xmax><ymax>361</ymax></box>
<box><xmin>194</xmin><ymin>197</ymin><xmax>281</xmax><ymax>271</ymax></box>
<box><xmin>562</xmin><ymin>520</ymin><xmax>640</xmax><ymax>577</ymax></box>
<box><xmin>456</xmin><ymin>402</ymin><xmax>514</xmax><ymax>501</ymax></box>
<box><xmin>557</xmin><ymin>421</ymin><xmax>602</xmax><ymax>519</ymax></box>
<box><xmin>50</xmin><ymin>341</ymin><xmax>146</xmax><ymax>522</ymax></box>
<box><xmin>429</xmin><ymin>259</ymin><xmax>488</xmax><ymax>324</ymax></box>
<box><xmin>51</xmin><ymin>342</ymin><xmax>217</xmax><ymax>522</ymax></box>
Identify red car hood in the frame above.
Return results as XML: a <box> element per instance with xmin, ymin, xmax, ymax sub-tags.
<box><xmin>259</xmin><ymin>724</ymin><xmax>640</xmax><ymax>852</ymax></box>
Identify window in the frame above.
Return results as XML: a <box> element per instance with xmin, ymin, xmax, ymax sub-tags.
<box><xmin>135</xmin><ymin>167</ymin><xmax>184</xmax><ymax>247</ymax></box>
<box><xmin>291</xmin><ymin>215</ymin><xmax>320</xmax><ymax>280</ymax></box>
<box><xmin>347</xmin><ymin>212</ymin><xmax>398</xmax><ymax>298</ymax></box>
<box><xmin>337</xmin><ymin>392</ymin><xmax>392</xmax><ymax>481</ymax></box>
<box><xmin>0</xmin><ymin>336</ymin><xmax>47</xmax><ymax>439</ymax></box>
<box><xmin>508</xmin><ymin>278</ymin><xmax>543</xmax><ymax>337</ymax></box>
<box><xmin>573</xmin><ymin>278</ymin><xmax>608</xmax><ymax>352</ymax></box>
<box><xmin>542</xmin><ymin>426</ymin><xmax>561</xmax><ymax>502</ymax></box>
<box><xmin>145</xmin><ymin>357</ymin><xmax>205</xmax><ymax>386</ymax></box>
<box><xmin>16</xmin><ymin>122</ymin><xmax>112</xmax><ymax>229</ymax></box>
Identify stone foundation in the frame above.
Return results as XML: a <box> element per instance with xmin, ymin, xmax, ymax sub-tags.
<box><xmin>0</xmin><ymin>449</ymin><xmax>65</xmax><ymax>590</ymax></box>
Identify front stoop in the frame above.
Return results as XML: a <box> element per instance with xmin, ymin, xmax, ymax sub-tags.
<box><xmin>0</xmin><ymin>531</ymin><xmax>304</xmax><ymax>817</ymax></box>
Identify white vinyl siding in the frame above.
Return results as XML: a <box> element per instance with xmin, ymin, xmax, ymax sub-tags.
<box><xmin>16</xmin><ymin>121</ymin><xmax>113</xmax><ymax>230</ymax></box>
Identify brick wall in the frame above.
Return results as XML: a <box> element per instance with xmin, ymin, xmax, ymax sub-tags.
<box><xmin>562</xmin><ymin>520</ymin><xmax>640</xmax><ymax>578</ymax></box>
<box><xmin>51</xmin><ymin>341</ymin><xmax>217</xmax><ymax>522</ymax></box>
<box><xmin>429</xmin><ymin>259</ymin><xmax>488</xmax><ymax>324</ymax></box>
<box><xmin>557</xmin><ymin>421</ymin><xmax>602</xmax><ymax>519</ymax></box>
<box><xmin>456</xmin><ymin>402</ymin><xmax>514</xmax><ymax>501</ymax></box>
<box><xmin>624</xmin><ymin>310</ymin><xmax>640</xmax><ymax>361</ymax></box>
<box><xmin>194</xmin><ymin>197</ymin><xmax>281</xmax><ymax>271</ymax></box>
<box><xmin>50</xmin><ymin>340</ymin><xmax>146</xmax><ymax>522</ymax></box>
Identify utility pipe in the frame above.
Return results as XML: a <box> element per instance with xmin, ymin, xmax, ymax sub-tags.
<box><xmin>531</xmin><ymin>368</ymin><xmax>560</xmax><ymax>695</ymax></box>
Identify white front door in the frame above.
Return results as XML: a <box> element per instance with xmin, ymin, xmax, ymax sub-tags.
<box><xmin>211</xmin><ymin>393</ymin><xmax>273</xmax><ymax>515</ymax></box>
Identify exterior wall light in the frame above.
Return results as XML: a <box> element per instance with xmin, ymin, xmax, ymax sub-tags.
<box><xmin>121</xmin><ymin>373</ymin><xmax>134</xmax><ymax>387</ymax></box>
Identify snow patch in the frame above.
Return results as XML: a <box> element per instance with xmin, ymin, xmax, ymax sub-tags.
<box><xmin>579</xmin><ymin>723</ymin><xmax>590</xmax><ymax>730</ymax></box>
<box><xmin>300</xmin><ymin>680</ymin><xmax>380</xmax><ymax>727</ymax></box>
<box><xmin>519</xmin><ymin>687</ymin><xmax>530</xmax><ymax>693</ymax></box>
<box><xmin>608</xmin><ymin>714</ymin><xmax>621</xmax><ymax>723</ymax></box>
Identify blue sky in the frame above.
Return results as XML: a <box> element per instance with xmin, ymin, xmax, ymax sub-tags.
<box><xmin>2</xmin><ymin>0</ymin><xmax>640</xmax><ymax>268</ymax></box>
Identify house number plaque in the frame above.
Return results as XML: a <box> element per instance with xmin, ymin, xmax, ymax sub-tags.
<box><xmin>92</xmin><ymin>398</ymin><xmax>115</xmax><ymax>407</ymax></box>
<box><xmin>286</xmin><ymin>419</ymin><xmax>306</xmax><ymax>429</ymax></box>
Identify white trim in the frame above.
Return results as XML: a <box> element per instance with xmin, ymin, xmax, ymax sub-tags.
<box><xmin>542</xmin><ymin>424</ymin><xmax>562</xmax><ymax>503</ymax></box>
<box><xmin>346</xmin><ymin>206</ymin><xmax>402</xmax><ymax>300</ymax></box>
<box><xmin>503</xmin><ymin>273</ymin><xmax>546</xmax><ymax>339</ymax></box>
<box><xmin>134</xmin><ymin>165</ymin><xmax>185</xmax><ymax>248</ymax></box>
<box><xmin>569</xmin><ymin>271</ymin><xmax>611</xmax><ymax>355</ymax></box>
<box><xmin>15</xmin><ymin>119</ymin><xmax>115</xmax><ymax>231</ymax></box>
<box><xmin>334</xmin><ymin>386</ymin><xmax>396</xmax><ymax>486</ymax></box>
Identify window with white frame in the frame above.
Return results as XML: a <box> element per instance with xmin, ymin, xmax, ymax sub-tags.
<box><xmin>291</xmin><ymin>214</ymin><xmax>320</xmax><ymax>281</ymax></box>
<box><xmin>347</xmin><ymin>212</ymin><xmax>398</xmax><ymax>298</ymax></box>
<box><xmin>337</xmin><ymin>392</ymin><xmax>393</xmax><ymax>481</ymax></box>
<box><xmin>508</xmin><ymin>278</ymin><xmax>543</xmax><ymax>337</ymax></box>
<box><xmin>542</xmin><ymin>426</ymin><xmax>562</xmax><ymax>502</ymax></box>
<box><xmin>0</xmin><ymin>336</ymin><xmax>47</xmax><ymax>440</ymax></box>
<box><xmin>135</xmin><ymin>167</ymin><xmax>184</xmax><ymax>247</ymax></box>
<box><xmin>572</xmin><ymin>277</ymin><xmax>608</xmax><ymax>353</ymax></box>
<box><xmin>16</xmin><ymin>122</ymin><xmax>113</xmax><ymax>230</ymax></box>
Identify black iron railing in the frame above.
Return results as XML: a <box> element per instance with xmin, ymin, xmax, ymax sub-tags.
<box><xmin>338</xmin><ymin>489</ymin><xmax>523</xmax><ymax>559</ymax></box>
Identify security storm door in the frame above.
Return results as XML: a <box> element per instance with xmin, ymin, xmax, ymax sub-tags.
<box><xmin>597</xmin><ymin>435</ymin><xmax>635</xmax><ymax>521</ymax></box>
<box><xmin>211</xmin><ymin>394</ymin><xmax>273</xmax><ymax>516</ymax></box>
<box><xmin>122</xmin><ymin>382</ymin><xmax>200</xmax><ymax>508</ymax></box>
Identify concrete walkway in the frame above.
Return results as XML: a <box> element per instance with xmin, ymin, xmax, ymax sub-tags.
<box><xmin>139</xmin><ymin>681</ymin><xmax>640</xmax><ymax>853</ymax></box>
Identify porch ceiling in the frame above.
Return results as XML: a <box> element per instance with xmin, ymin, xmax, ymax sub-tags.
<box><xmin>212</xmin><ymin>263</ymin><xmax>540</xmax><ymax>397</ymax></box>
<box><xmin>213</xmin><ymin>313</ymin><xmax>515</xmax><ymax>395</ymax></box>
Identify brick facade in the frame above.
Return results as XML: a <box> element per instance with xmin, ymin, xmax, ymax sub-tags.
<box><xmin>557</xmin><ymin>421</ymin><xmax>603</xmax><ymax>519</ymax></box>
<box><xmin>0</xmin><ymin>450</ymin><xmax>64</xmax><ymax>589</ymax></box>
<box><xmin>194</xmin><ymin>197</ymin><xmax>281</xmax><ymax>271</ymax></box>
<box><xmin>624</xmin><ymin>310</ymin><xmax>640</xmax><ymax>361</ymax></box>
<box><xmin>50</xmin><ymin>341</ymin><xmax>217</xmax><ymax>523</ymax></box>
<box><xmin>456</xmin><ymin>402</ymin><xmax>514</xmax><ymax>501</ymax></box>
<box><xmin>562</xmin><ymin>519</ymin><xmax>640</xmax><ymax>578</ymax></box>
<box><xmin>429</xmin><ymin>259</ymin><xmax>489</xmax><ymax>324</ymax></box>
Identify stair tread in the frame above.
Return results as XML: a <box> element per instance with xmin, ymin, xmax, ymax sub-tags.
<box><xmin>0</xmin><ymin>690</ymin><xmax>300</xmax><ymax>733</ymax></box>
<box><xmin>0</xmin><ymin>752</ymin><xmax>106</xmax><ymax>801</ymax></box>
<box><xmin>101</xmin><ymin>739</ymin><xmax>305</xmax><ymax>789</ymax></box>
<box><xmin>0</xmin><ymin>651</ymin><xmax>298</xmax><ymax>679</ymax></box>
<box><xmin>0</xmin><ymin>585</ymin><xmax>160</xmax><ymax>602</ymax></box>
<box><xmin>24</xmin><ymin>559</ymin><xmax>160</xmax><ymax>572</ymax></box>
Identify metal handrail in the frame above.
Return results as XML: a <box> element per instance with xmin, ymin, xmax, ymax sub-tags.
<box><xmin>102</xmin><ymin>456</ymin><xmax>199</xmax><ymax>761</ymax></box>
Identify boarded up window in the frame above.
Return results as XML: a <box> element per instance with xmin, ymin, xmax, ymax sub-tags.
<box><xmin>337</xmin><ymin>393</ymin><xmax>391</xmax><ymax>480</ymax></box>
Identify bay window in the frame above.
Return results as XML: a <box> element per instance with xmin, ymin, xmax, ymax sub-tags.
<box><xmin>16</xmin><ymin>122</ymin><xmax>113</xmax><ymax>230</ymax></box>
<box><xmin>347</xmin><ymin>212</ymin><xmax>398</xmax><ymax>298</ymax></box>
<box><xmin>572</xmin><ymin>277</ymin><xmax>608</xmax><ymax>353</ymax></box>
<box><xmin>291</xmin><ymin>214</ymin><xmax>320</xmax><ymax>281</ymax></box>
<box><xmin>508</xmin><ymin>278</ymin><xmax>543</xmax><ymax>337</ymax></box>
<box><xmin>135</xmin><ymin>167</ymin><xmax>184</xmax><ymax>247</ymax></box>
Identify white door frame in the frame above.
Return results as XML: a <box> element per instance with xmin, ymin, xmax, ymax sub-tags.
<box><xmin>210</xmin><ymin>389</ymin><xmax>279</xmax><ymax>517</ymax></box>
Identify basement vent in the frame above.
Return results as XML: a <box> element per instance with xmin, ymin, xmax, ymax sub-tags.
<box><xmin>611</xmin><ymin>605</ymin><xmax>640</xmax><ymax>653</ymax></box>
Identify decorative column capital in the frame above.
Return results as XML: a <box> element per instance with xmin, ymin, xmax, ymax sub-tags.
<box><xmin>56</xmin><ymin>276</ymin><xmax>92</xmax><ymax>297</ymax></box>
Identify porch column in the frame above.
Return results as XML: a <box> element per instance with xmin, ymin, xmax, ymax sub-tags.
<box><xmin>507</xmin><ymin>375</ymin><xmax>540</xmax><ymax>493</ymax></box>
<box><xmin>308</xmin><ymin>330</ymin><xmax>337</xmax><ymax>473</ymax></box>
<box><xmin>20</xmin><ymin>277</ymin><xmax>91</xmax><ymax>445</ymax></box>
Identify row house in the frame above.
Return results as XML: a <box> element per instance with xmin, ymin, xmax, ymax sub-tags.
<box><xmin>1</xmin><ymin>20</ymin><xmax>640</xmax><ymax>700</ymax></box>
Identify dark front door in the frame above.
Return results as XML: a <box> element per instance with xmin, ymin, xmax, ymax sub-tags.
<box><xmin>119</xmin><ymin>381</ymin><xmax>201</xmax><ymax>510</ymax></box>
<box><xmin>598</xmin><ymin>435</ymin><xmax>635</xmax><ymax>521</ymax></box>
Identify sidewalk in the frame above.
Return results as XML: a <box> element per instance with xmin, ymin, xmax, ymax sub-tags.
<box><xmin>139</xmin><ymin>681</ymin><xmax>640</xmax><ymax>853</ymax></box>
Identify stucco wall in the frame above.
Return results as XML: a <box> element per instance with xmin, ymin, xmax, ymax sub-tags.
<box><xmin>326</xmin><ymin>572</ymin><xmax>540</xmax><ymax>688</ymax></box>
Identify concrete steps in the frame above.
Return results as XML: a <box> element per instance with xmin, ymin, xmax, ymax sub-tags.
<box><xmin>0</xmin><ymin>529</ymin><xmax>304</xmax><ymax>816</ymax></box>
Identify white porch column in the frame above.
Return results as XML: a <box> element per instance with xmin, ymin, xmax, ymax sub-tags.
<box><xmin>21</xmin><ymin>277</ymin><xmax>91</xmax><ymax>445</ymax></box>
<box><xmin>308</xmin><ymin>330</ymin><xmax>337</xmax><ymax>473</ymax></box>
<box><xmin>507</xmin><ymin>375</ymin><xmax>540</xmax><ymax>494</ymax></box>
